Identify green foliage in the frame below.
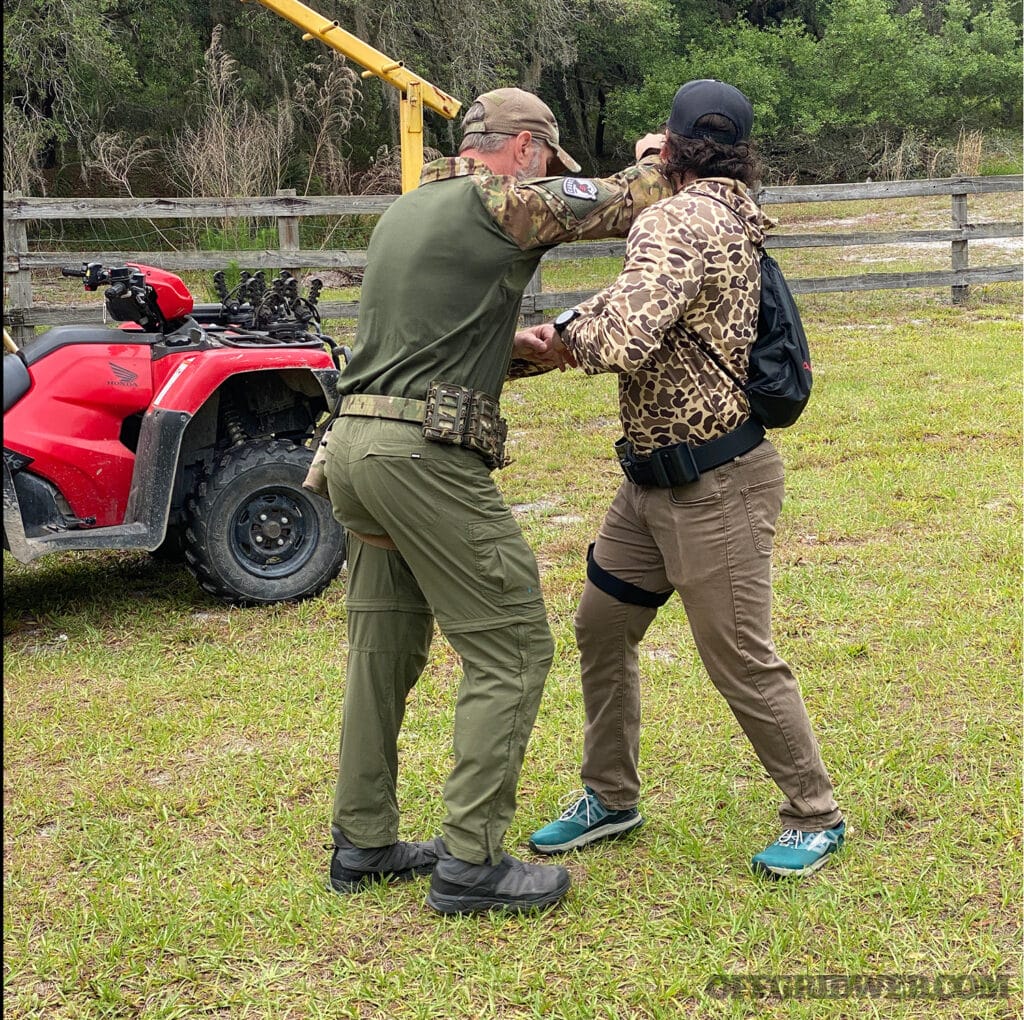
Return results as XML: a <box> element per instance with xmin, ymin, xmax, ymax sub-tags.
<box><xmin>2</xmin><ymin>0</ymin><xmax>1020</xmax><ymax>191</ymax></box>
<box><xmin>3</xmin><ymin>0</ymin><xmax>141</xmax><ymax>191</ymax></box>
<box><xmin>543</xmin><ymin>0</ymin><xmax>680</xmax><ymax>162</ymax></box>
<box><xmin>934</xmin><ymin>0</ymin><xmax>1024</xmax><ymax>128</ymax></box>
<box><xmin>303</xmin><ymin>215</ymin><xmax>378</xmax><ymax>250</ymax></box>
<box><xmin>981</xmin><ymin>156</ymin><xmax>1023</xmax><ymax>175</ymax></box>
<box><xmin>105</xmin><ymin>0</ymin><xmax>209</xmax><ymax>136</ymax></box>
<box><xmin>607</xmin><ymin>0</ymin><xmax>1022</xmax><ymax>179</ymax></box>
<box><xmin>196</xmin><ymin>222</ymin><xmax>279</xmax><ymax>252</ymax></box>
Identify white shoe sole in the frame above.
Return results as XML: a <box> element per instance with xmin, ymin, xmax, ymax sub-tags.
<box><xmin>752</xmin><ymin>850</ymin><xmax>839</xmax><ymax>878</ymax></box>
<box><xmin>529</xmin><ymin>815</ymin><xmax>644</xmax><ymax>855</ymax></box>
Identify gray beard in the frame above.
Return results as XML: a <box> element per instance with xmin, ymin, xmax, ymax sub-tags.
<box><xmin>516</xmin><ymin>150</ymin><xmax>547</xmax><ymax>181</ymax></box>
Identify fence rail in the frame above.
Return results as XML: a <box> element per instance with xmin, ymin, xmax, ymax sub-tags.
<box><xmin>4</xmin><ymin>176</ymin><xmax>1021</xmax><ymax>342</ymax></box>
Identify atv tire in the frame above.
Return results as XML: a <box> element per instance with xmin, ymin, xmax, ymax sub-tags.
<box><xmin>184</xmin><ymin>439</ymin><xmax>345</xmax><ymax>605</ymax></box>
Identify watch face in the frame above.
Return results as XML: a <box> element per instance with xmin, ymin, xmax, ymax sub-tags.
<box><xmin>555</xmin><ymin>308</ymin><xmax>578</xmax><ymax>331</ymax></box>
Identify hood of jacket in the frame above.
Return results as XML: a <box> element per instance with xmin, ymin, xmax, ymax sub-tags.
<box><xmin>681</xmin><ymin>176</ymin><xmax>772</xmax><ymax>247</ymax></box>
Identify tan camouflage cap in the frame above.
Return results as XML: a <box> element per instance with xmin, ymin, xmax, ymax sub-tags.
<box><xmin>463</xmin><ymin>87</ymin><xmax>582</xmax><ymax>174</ymax></box>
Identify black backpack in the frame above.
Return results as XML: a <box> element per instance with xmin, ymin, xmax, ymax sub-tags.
<box><xmin>695</xmin><ymin>196</ymin><xmax>813</xmax><ymax>429</ymax></box>
<box><xmin>743</xmin><ymin>248</ymin><xmax>812</xmax><ymax>428</ymax></box>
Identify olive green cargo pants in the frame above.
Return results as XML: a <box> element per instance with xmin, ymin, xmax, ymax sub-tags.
<box><xmin>324</xmin><ymin>416</ymin><xmax>554</xmax><ymax>865</ymax></box>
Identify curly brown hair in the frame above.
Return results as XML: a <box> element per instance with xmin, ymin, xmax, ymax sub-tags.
<box><xmin>663</xmin><ymin>115</ymin><xmax>761</xmax><ymax>189</ymax></box>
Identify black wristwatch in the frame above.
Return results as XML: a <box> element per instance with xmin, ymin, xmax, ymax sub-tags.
<box><xmin>553</xmin><ymin>308</ymin><xmax>580</xmax><ymax>335</ymax></box>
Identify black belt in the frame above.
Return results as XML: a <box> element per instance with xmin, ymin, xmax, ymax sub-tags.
<box><xmin>615</xmin><ymin>418</ymin><xmax>765</xmax><ymax>487</ymax></box>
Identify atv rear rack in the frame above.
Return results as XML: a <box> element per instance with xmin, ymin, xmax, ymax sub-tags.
<box><xmin>218</xmin><ymin>332</ymin><xmax>328</xmax><ymax>349</ymax></box>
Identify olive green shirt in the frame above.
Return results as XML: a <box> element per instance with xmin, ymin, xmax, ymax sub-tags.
<box><xmin>338</xmin><ymin>156</ymin><xmax>672</xmax><ymax>402</ymax></box>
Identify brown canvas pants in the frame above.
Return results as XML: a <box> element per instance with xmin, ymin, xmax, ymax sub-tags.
<box><xmin>577</xmin><ymin>439</ymin><xmax>842</xmax><ymax>832</ymax></box>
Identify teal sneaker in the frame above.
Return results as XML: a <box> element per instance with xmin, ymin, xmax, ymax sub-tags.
<box><xmin>751</xmin><ymin>820</ymin><xmax>846</xmax><ymax>878</ymax></box>
<box><xmin>528</xmin><ymin>787</ymin><xmax>644</xmax><ymax>855</ymax></box>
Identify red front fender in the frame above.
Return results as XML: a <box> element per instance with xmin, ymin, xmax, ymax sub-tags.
<box><xmin>152</xmin><ymin>346</ymin><xmax>336</xmax><ymax>413</ymax></box>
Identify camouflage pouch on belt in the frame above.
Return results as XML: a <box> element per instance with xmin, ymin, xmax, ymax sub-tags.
<box><xmin>423</xmin><ymin>381</ymin><xmax>508</xmax><ymax>470</ymax></box>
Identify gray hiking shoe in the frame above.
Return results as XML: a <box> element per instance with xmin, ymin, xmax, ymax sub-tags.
<box><xmin>328</xmin><ymin>833</ymin><xmax>443</xmax><ymax>893</ymax></box>
<box><xmin>426</xmin><ymin>846</ymin><xmax>571</xmax><ymax>915</ymax></box>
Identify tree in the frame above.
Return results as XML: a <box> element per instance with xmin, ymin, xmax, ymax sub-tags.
<box><xmin>3</xmin><ymin>0</ymin><xmax>139</xmax><ymax>190</ymax></box>
<box><xmin>331</xmin><ymin>0</ymin><xmax>579</xmax><ymax>150</ymax></box>
<box><xmin>605</xmin><ymin>0</ymin><xmax>1022</xmax><ymax>181</ymax></box>
<box><xmin>168</xmin><ymin>26</ymin><xmax>295</xmax><ymax>199</ymax></box>
<box><xmin>544</xmin><ymin>0</ymin><xmax>679</xmax><ymax>169</ymax></box>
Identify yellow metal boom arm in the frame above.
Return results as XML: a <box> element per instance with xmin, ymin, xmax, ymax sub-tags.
<box><xmin>244</xmin><ymin>0</ymin><xmax>462</xmax><ymax>192</ymax></box>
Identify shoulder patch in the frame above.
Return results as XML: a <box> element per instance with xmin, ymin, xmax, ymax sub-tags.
<box><xmin>561</xmin><ymin>178</ymin><xmax>598</xmax><ymax>200</ymax></box>
<box><xmin>563</xmin><ymin>178</ymin><xmax>599</xmax><ymax>201</ymax></box>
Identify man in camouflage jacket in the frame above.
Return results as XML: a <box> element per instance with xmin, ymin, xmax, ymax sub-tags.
<box><xmin>323</xmin><ymin>86</ymin><xmax>672</xmax><ymax>914</ymax></box>
<box><xmin>529</xmin><ymin>80</ymin><xmax>847</xmax><ymax>881</ymax></box>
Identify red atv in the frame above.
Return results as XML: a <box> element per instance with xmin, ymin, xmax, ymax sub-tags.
<box><xmin>3</xmin><ymin>262</ymin><xmax>347</xmax><ymax>604</ymax></box>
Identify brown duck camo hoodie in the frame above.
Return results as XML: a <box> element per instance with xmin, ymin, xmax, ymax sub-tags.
<box><xmin>563</xmin><ymin>176</ymin><xmax>773</xmax><ymax>456</ymax></box>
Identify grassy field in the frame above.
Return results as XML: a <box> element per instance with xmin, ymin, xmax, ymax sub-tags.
<box><xmin>4</xmin><ymin>222</ymin><xmax>1022</xmax><ymax>1017</ymax></box>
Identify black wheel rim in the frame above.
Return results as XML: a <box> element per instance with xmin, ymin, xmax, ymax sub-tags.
<box><xmin>228</xmin><ymin>487</ymin><xmax>319</xmax><ymax>578</ymax></box>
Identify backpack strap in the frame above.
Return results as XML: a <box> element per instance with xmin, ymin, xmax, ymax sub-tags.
<box><xmin>682</xmin><ymin>188</ymin><xmax>764</xmax><ymax>392</ymax></box>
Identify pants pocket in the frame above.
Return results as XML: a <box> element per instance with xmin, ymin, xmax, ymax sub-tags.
<box><xmin>741</xmin><ymin>476</ymin><xmax>784</xmax><ymax>554</ymax></box>
<box><xmin>359</xmin><ymin>445</ymin><xmax>443</xmax><ymax>528</ymax></box>
<box><xmin>466</xmin><ymin>515</ymin><xmax>544</xmax><ymax>608</ymax></box>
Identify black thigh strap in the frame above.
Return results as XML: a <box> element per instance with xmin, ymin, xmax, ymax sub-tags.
<box><xmin>586</xmin><ymin>543</ymin><xmax>673</xmax><ymax>608</ymax></box>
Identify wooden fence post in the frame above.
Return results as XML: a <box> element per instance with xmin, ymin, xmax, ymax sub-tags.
<box><xmin>3</xmin><ymin>191</ymin><xmax>34</xmax><ymax>346</ymax></box>
<box><xmin>522</xmin><ymin>265</ymin><xmax>544</xmax><ymax>326</ymax></box>
<box><xmin>951</xmin><ymin>184</ymin><xmax>969</xmax><ymax>305</ymax></box>
<box><xmin>276</xmin><ymin>188</ymin><xmax>300</xmax><ymax>279</ymax></box>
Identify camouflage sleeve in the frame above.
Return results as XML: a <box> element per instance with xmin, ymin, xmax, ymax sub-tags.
<box><xmin>507</xmin><ymin>358</ymin><xmax>553</xmax><ymax>380</ymax></box>
<box><xmin>478</xmin><ymin>158</ymin><xmax>673</xmax><ymax>250</ymax></box>
<box><xmin>563</xmin><ymin>205</ymin><xmax>705</xmax><ymax>374</ymax></box>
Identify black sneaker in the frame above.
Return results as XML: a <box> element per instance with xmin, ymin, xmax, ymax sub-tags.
<box><xmin>328</xmin><ymin>833</ymin><xmax>443</xmax><ymax>893</ymax></box>
<box><xmin>426</xmin><ymin>849</ymin><xmax>571</xmax><ymax>915</ymax></box>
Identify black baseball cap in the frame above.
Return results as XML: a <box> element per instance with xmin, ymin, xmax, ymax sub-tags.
<box><xmin>667</xmin><ymin>79</ymin><xmax>754</xmax><ymax>145</ymax></box>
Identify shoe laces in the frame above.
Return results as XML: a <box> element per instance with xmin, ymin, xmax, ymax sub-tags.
<box><xmin>558</xmin><ymin>789</ymin><xmax>600</xmax><ymax>825</ymax></box>
<box><xmin>777</xmin><ymin>828</ymin><xmax>838</xmax><ymax>851</ymax></box>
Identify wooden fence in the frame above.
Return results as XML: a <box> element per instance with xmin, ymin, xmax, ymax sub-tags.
<box><xmin>4</xmin><ymin>176</ymin><xmax>1021</xmax><ymax>345</ymax></box>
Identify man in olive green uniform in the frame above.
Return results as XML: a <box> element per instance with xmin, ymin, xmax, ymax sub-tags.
<box><xmin>323</xmin><ymin>87</ymin><xmax>672</xmax><ymax>915</ymax></box>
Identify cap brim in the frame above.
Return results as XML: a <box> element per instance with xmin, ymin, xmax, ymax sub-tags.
<box><xmin>551</xmin><ymin>145</ymin><xmax>582</xmax><ymax>175</ymax></box>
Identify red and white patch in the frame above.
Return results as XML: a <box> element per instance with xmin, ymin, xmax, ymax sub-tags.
<box><xmin>562</xmin><ymin>178</ymin><xmax>598</xmax><ymax>201</ymax></box>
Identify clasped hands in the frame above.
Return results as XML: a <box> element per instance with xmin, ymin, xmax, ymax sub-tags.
<box><xmin>512</xmin><ymin>324</ymin><xmax>576</xmax><ymax>372</ymax></box>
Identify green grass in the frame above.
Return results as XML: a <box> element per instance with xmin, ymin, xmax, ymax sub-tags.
<box><xmin>4</xmin><ymin>234</ymin><xmax>1022</xmax><ymax>1017</ymax></box>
